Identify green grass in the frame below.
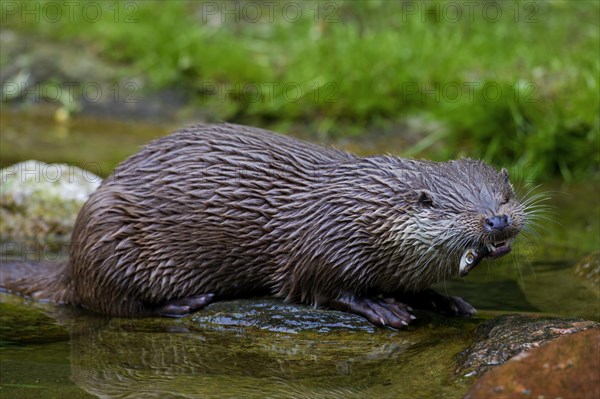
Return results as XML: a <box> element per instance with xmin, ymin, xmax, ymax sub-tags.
<box><xmin>3</xmin><ymin>0</ymin><xmax>599</xmax><ymax>180</ymax></box>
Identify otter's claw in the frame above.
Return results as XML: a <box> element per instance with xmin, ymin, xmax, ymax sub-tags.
<box><xmin>325</xmin><ymin>295</ymin><xmax>416</xmax><ymax>329</ymax></box>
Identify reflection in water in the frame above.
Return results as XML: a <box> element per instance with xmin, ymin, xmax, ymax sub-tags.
<box><xmin>0</xmin><ymin>294</ymin><xmax>474</xmax><ymax>399</ymax></box>
<box><xmin>66</xmin><ymin>315</ymin><xmax>417</xmax><ymax>399</ymax></box>
<box><xmin>70</xmin><ymin>319</ymin><xmax>392</xmax><ymax>398</ymax></box>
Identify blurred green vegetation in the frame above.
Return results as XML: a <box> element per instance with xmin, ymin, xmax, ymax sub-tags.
<box><xmin>3</xmin><ymin>0</ymin><xmax>599</xmax><ymax>180</ymax></box>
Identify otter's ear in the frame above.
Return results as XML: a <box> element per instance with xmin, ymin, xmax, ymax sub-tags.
<box><xmin>500</xmin><ymin>168</ymin><xmax>510</xmax><ymax>184</ymax></box>
<box><xmin>417</xmin><ymin>190</ymin><xmax>435</xmax><ymax>207</ymax></box>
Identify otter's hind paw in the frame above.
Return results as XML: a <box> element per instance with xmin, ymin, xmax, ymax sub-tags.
<box><xmin>153</xmin><ymin>293</ymin><xmax>215</xmax><ymax>317</ymax></box>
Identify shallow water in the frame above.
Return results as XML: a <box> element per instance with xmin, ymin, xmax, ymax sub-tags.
<box><xmin>1</xmin><ymin>111</ymin><xmax>598</xmax><ymax>398</ymax></box>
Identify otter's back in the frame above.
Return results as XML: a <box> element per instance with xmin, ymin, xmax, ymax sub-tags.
<box><xmin>68</xmin><ymin>124</ymin><xmax>355</xmax><ymax>315</ymax></box>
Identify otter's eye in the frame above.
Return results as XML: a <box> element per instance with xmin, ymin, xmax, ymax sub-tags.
<box><xmin>417</xmin><ymin>190</ymin><xmax>435</xmax><ymax>207</ymax></box>
<box><xmin>500</xmin><ymin>194</ymin><xmax>510</xmax><ymax>205</ymax></box>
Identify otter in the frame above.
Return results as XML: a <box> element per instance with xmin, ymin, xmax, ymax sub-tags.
<box><xmin>1</xmin><ymin>124</ymin><xmax>527</xmax><ymax>328</ymax></box>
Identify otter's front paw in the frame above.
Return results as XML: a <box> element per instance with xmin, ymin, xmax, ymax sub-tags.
<box><xmin>326</xmin><ymin>295</ymin><xmax>416</xmax><ymax>329</ymax></box>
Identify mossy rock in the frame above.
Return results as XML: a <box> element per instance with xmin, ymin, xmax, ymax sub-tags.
<box><xmin>0</xmin><ymin>160</ymin><xmax>101</xmax><ymax>245</ymax></box>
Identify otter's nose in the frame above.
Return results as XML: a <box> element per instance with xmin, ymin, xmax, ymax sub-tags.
<box><xmin>484</xmin><ymin>215</ymin><xmax>510</xmax><ymax>231</ymax></box>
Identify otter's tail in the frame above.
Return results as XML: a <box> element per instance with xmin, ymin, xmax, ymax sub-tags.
<box><xmin>0</xmin><ymin>261</ymin><xmax>73</xmax><ymax>304</ymax></box>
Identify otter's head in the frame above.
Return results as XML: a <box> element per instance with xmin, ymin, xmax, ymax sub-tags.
<box><xmin>398</xmin><ymin>158</ymin><xmax>525</xmax><ymax>279</ymax></box>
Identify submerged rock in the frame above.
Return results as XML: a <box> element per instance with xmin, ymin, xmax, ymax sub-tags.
<box><xmin>464</xmin><ymin>328</ymin><xmax>600</xmax><ymax>399</ymax></box>
<box><xmin>456</xmin><ymin>314</ymin><xmax>599</xmax><ymax>377</ymax></box>
<box><xmin>574</xmin><ymin>250</ymin><xmax>600</xmax><ymax>290</ymax></box>
<box><xmin>0</xmin><ymin>160</ymin><xmax>100</xmax><ymax>245</ymax></box>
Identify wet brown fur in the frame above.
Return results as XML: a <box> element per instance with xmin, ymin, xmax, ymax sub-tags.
<box><xmin>1</xmin><ymin>123</ymin><xmax>525</xmax><ymax>317</ymax></box>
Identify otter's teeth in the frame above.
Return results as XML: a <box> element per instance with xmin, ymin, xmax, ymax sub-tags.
<box><xmin>486</xmin><ymin>240</ymin><xmax>508</xmax><ymax>253</ymax></box>
<box><xmin>486</xmin><ymin>238</ymin><xmax>514</xmax><ymax>259</ymax></box>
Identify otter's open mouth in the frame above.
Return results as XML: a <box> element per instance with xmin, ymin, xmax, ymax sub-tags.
<box><xmin>459</xmin><ymin>238</ymin><xmax>514</xmax><ymax>277</ymax></box>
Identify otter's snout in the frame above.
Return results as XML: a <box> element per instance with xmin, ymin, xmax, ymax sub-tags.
<box><xmin>484</xmin><ymin>214</ymin><xmax>510</xmax><ymax>232</ymax></box>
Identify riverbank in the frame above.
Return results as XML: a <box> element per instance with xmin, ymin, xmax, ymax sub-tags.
<box><xmin>2</xmin><ymin>1</ymin><xmax>599</xmax><ymax>180</ymax></box>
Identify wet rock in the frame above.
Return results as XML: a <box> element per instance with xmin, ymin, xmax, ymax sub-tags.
<box><xmin>0</xmin><ymin>160</ymin><xmax>100</xmax><ymax>245</ymax></box>
<box><xmin>574</xmin><ymin>250</ymin><xmax>600</xmax><ymax>290</ymax></box>
<box><xmin>188</xmin><ymin>299</ymin><xmax>377</xmax><ymax>333</ymax></box>
<box><xmin>464</xmin><ymin>328</ymin><xmax>600</xmax><ymax>399</ymax></box>
<box><xmin>189</xmin><ymin>298</ymin><xmax>482</xmax><ymax>334</ymax></box>
<box><xmin>456</xmin><ymin>314</ymin><xmax>599</xmax><ymax>377</ymax></box>
<box><xmin>0</xmin><ymin>300</ymin><xmax>69</xmax><ymax>345</ymax></box>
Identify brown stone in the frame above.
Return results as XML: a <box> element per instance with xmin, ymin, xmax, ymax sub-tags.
<box><xmin>464</xmin><ymin>328</ymin><xmax>600</xmax><ymax>399</ymax></box>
